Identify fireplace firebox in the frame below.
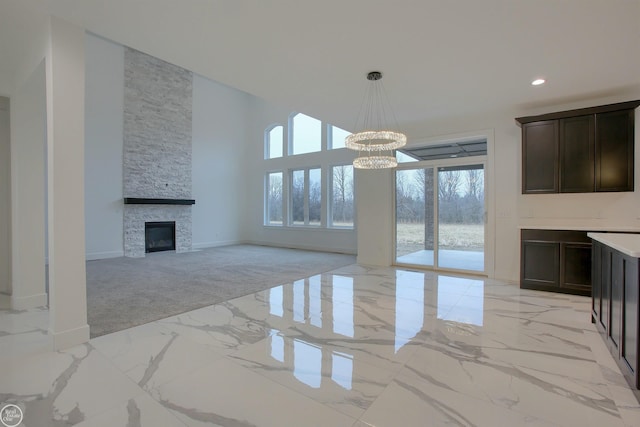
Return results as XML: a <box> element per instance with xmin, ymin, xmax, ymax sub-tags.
<box><xmin>145</xmin><ymin>221</ymin><xmax>176</xmax><ymax>253</ymax></box>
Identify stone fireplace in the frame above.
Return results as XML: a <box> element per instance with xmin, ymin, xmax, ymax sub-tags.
<box><xmin>122</xmin><ymin>48</ymin><xmax>193</xmax><ymax>257</ymax></box>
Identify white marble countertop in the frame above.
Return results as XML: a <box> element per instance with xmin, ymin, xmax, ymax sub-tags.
<box><xmin>588</xmin><ymin>232</ymin><xmax>640</xmax><ymax>258</ymax></box>
<box><xmin>518</xmin><ymin>224</ymin><xmax>640</xmax><ymax>232</ymax></box>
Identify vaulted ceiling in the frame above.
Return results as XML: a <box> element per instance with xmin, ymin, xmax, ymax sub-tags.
<box><xmin>2</xmin><ymin>0</ymin><xmax>639</xmax><ymax>133</ymax></box>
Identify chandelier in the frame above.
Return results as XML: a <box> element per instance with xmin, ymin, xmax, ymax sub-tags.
<box><xmin>346</xmin><ymin>71</ymin><xmax>407</xmax><ymax>169</ymax></box>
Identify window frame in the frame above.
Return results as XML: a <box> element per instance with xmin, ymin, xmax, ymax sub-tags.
<box><xmin>289</xmin><ymin>112</ymin><xmax>322</xmax><ymax>156</ymax></box>
<box><xmin>289</xmin><ymin>166</ymin><xmax>322</xmax><ymax>227</ymax></box>
<box><xmin>265</xmin><ymin>170</ymin><xmax>284</xmax><ymax>226</ymax></box>
<box><xmin>265</xmin><ymin>124</ymin><xmax>284</xmax><ymax>159</ymax></box>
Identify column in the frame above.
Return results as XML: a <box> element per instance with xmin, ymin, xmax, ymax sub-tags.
<box><xmin>46</xmin><ymin>16</ymin><xmax>90</xmax><ymax>350</ymax></box>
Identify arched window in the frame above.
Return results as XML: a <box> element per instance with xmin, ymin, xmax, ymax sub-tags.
<box><xmin>329</xmin><ymin>125</ymin><xmax>351</xmax><ymax>150</ymax></box>
<box><xmin>290</xmin><ymin>113</ymin><xmax>321</xmax><ymax>155</ymax></box>
<box><xmin>265</xmin><ymin>125</ymin><xmax>283</xmax><ymax>159</ymax></box>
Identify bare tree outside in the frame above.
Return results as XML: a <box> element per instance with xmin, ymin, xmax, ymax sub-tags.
<box><xmin>332</xmin><ymin>165</ymin><xmax>354</xmax><ymax>226</ymax></box>
<box><xmin>267</xmin><ymin>172</ymin><xmax>283</xmax><ymax>225</ymax></box>
<box><xmin>396</xmin><ymin>166</ymin><xmax>484</xmax><ymax>260</ymax></box>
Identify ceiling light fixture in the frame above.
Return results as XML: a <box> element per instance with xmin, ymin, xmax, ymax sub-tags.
<box><xmin>346</xmin><ymin>71</ymin><xmax>407</xmax><ymax>169</ymax></box>
<box><xmin>531</xmin><ymin>78</ymin><xmax>546</xmax><ymax>86</ymax></box>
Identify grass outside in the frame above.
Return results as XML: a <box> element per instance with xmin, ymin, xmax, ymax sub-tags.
<box><xmin>396</xmin><ymin>222</ymin><xmax>484</xmax><ymax>257</ymax></box>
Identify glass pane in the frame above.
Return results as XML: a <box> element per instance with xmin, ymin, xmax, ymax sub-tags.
<box><xmin>437</xmin><ymin>165</ymin><xmax>484</xmax><ymax>271</ymax></box>
<box><xmin>291</xmin><ymin>170</ymin><xmax>305</xmax><ymax>225</ymax></box>
<box><xmin>292</xmin><ymin>113</ymin><xmax>321</xmax><ymax>155</ymax></box>
<box><xmin>267</xmin><ymin>125</ymin><xmax>283</xmax><ymax>159</ymax></box>
<box><xmin>331</xmin><ymin>165</ymin><xmax>354</xmax><ymax>227</ymax></box>
<box><xmin>309</xmin><ymin>168</ymin><xmax>321</xmax><ymax>225</ymax></box>
<box><xmin>396</xmin><ymin>151</ymin><xmax>419</xmax><ymax>163</ymax></box>
<box><xmin>395</xmin><ymin>168</ymin><xmax>434</xmax><ymax>266</ymax></box>
<box><xmin>267</xmin><ymin>172</ymin><xmax>283</xmax><ymax>225</ymax></box>
<box><xmin>330</xmin><ymin>125</ymin><xmax>351</xmax><ymax>149</ymax></box>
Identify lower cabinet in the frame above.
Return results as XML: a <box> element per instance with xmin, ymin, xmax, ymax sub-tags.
<box><xmin>521</xmin><ymin>230</ymin><xmax>591</xmax><ymax>296</ymax></box>
<box><xmin>592</xmin><ymin>240</ymin><xmax>640</xmax><ymax>397</ymax></box>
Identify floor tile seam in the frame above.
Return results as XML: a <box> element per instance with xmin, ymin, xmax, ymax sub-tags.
<box><xmin>224</xmin><ymin>330</ymin><xmax>413</xmax><ymax>405</ymax></box>
<box><xmin>389</xmin><ymin>366</ymin><xmax>614</xmax><ymax>427</ymax></box>
<box><xmin>35</xmin><ymin>345</ymin><xmax>152</xmax><ymax>426</ymax></box>
<box><xmin>88</xmin><ymin>331</ymin><xmax>226</xmax><ymax>395</ymax></box>
<box><xmin>406</xmin><ymin>341</ymin><xmax>614</xmax><ymax>392</ymax></box>
<box><xmin>73</xmin><ymin>389</ymin><xmax>190</xmax><ymax>427</ymax></box>
<box><xmin>582</xmin><ymin>329</ymin><xmax>640</xmax><ymax>417</ymax></box>
<box><xmin>218</xmin><ymin>353</ymin><xmax>361</xmax><ymax>423</ymax></box>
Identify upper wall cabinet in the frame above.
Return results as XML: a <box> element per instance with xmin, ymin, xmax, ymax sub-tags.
<box><xmin>516</xmin><ymin>100</ymin><xmax>640</xmax><ymax>194</ymax></box>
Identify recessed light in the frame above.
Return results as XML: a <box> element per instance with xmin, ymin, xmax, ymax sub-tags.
<box><xmin>531</xmin><ymin>78</ymin><xmax>546</xmax><ymax>86</ymax></box>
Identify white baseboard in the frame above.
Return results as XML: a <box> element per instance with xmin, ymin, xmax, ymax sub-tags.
<box><xmin>50</xmin><ymin>324</ymin><xmax>90</xmax><ymax>350</ymax></box>
<box><xmin>246</xmin><ymin>240</ymin><xmax>357</xmax><ymax>256</ymax></box>
<box><xmin>0</xmin><ymin>293</ymin><xmax>11</xmax><ymax>309</ymax></box>
<box><xmin>10</xmin><ymin>293</ymin><xmax>48</xmax><ymax>310</ymax></box>
<box><xmin>192</xmin><ymin>239</ymin><xmax>245</xmax><ymax>250</ymax></box>
<box><xmin>85</xmin><ymin>250</ymin><xmax>124</xmax><ymax>261</ymax></box>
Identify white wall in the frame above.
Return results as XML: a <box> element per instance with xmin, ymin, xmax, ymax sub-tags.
<box><xmin>0</xmin><ymin>97</ymin><xmax>10</xmax><ymax>295</ymax></box>
<box><xmin>191</xmin><ymin>75</ymin><xmax>251</xmax><ymax>248</ymax></box>
<box><xmin>84</xmin><ymin>34</ymin><xmax>124</xmax><ymax>260</ymax></box>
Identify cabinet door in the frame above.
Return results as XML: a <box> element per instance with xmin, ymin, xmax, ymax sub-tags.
<box><xmin>559</xmin><ymin>115</ymin><xmax>595</xmax><ymax>193</ymax></box>
<box><xmin>622</xmin><ymin>255</ymin><xmax>639</xmax><ymax>387</ymax></box>
<box><xmin>611</xmin><ymin>251</ymin><xmax>623</xmax><ymax>351</ymax></box>
<box><xmin>522</xmin><ymin>120</ymin><xmax>559</xmax><ymax>193</ymax></box>
<box><xmin>595</xmin><ymin>110</ymin><xmax>634</xmax><ymax>192</ymax></box>
<box><xmin>600</xmin><ymin>245</ymin><xmax>612</xmax><ymax>333</ymax></box>
<box><xmin>521</xmin><ymin>241</ymin><xmax>560</xmax><ymax>289</ymax></box>
<box><xmin>592</xmin><ymin>242</ymin><xmax>602</xmax><ymax>323</ymax></box>
<box><xmin>561</xmin><ymin>242</ymin><xmax>592</xmax><ymax>293</ymax></box>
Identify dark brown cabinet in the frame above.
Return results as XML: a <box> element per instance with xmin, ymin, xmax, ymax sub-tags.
<box><xmin>560</xmin><ymin>115</ymin><xmax>594</xmax><ymax>192</ymax></box>
<box><xmin>520</xmin><ymin>229</ymin><xmax>591</xmax><ymax>296</ymax></box>
<box><xmin>522</xmin><ymin>120</ymin><xmax>558</xmax><ymax>193</ymax></box>
<box><xmin>596</xmin><ymin>109</ymin><xmax>634</xmax><ymax>192</ymax></box>
<box><xmin>591</xmin><ymin>239</ymin><xmax>640</xmax><ymax>398</ymax></box>
<box><xmin>516</xmin><ymin>100</ymin><xmax>638</xmax><ymax>194</ymax></box>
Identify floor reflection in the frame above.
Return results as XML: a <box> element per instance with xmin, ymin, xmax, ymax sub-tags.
<box><xmin>265</xmin><ymin>269</ymin><xmax>487</xmax><ymax>390</ymax></box>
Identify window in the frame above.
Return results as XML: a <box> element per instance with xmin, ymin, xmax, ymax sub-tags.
<box><xmin>266</xmin><ymin>172</ymin><xmax>283</xmax><ymax>225</ymax></box>
<box><xmin>290</xmin><ymin>113</ymin><xmax>321</xmax><ymax>155</ymax></box>
<box><xmin>330</xmin><ymin>165</ymin><xmax>354</xmax><ymax>228</ymax></box>
<box><xmin>329</xmin><ymin>125</ymin><xmax>351</xmax><ymax>150</ymax></box>
<box><xmin>290</xmin><ymin>167</ymin><xmax>321</xmax><ymax>226</ymax></box>
<box><xmin>265</xmin><ymin>125</ymin><xmax>283</xmax><ymax>159</ymax></box>
<box><xmin>262</xmin><ymin>112</ymin><xmax>357</xmax><ymax>230</ymax></box>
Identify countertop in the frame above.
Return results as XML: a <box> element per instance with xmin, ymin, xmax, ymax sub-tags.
<box><xmin>518</xmin><ymin>223</ymin><xmax>640</xmax><ymax>232</ymax></box>
<box><xmin>588</xmin><ymin>232</ymin><xmax>640</xmax><ymax>258</ymax></box>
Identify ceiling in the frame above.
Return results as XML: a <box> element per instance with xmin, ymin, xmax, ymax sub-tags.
<box><xmin>2</xmin><ymin>0</ymin><xmax>640</xmax><ymax>134</ymax></box>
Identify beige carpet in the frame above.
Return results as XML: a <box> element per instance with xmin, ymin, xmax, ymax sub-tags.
<box><xmin>86</xmin><ymin>244</ymin><xmax>356</xmax><ymax>337</ymax></box>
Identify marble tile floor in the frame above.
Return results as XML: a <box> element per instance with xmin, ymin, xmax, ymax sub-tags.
<box><xmin>1</xmin><ymin>264</ymin><xmax>640</xmax><ymax>426</ymax></box>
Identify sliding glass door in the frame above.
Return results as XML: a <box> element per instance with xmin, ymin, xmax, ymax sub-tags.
<box><xmin>395</xmin><ymin>163</ymin><xmax>485</xmax><ymax>273</ymax></box>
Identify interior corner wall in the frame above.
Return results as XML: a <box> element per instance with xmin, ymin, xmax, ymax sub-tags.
<box><xmin>191</xmin><ymin>74</ymin><xmax>250</xmax><ymax>248</ymax></box>
<box><xmin>84</xmin><ymin>34</ymin><xmax>124</xmax><ymax>260</ymax></box>
<box><xmin>10</xmin><ymin>61</ymin><xmax>47</xmax><ymax>302</ymax></box>
<box><xmin>0</xmin><ymin>97</ymin><xmax>11</xmax><ymax>294</ymax></box>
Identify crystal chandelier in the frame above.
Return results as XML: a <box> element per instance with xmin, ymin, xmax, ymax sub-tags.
<box><xmin>346</xmin><ymin>71</ymin><xmax>407</xmax><ymax>169</ymax></box>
